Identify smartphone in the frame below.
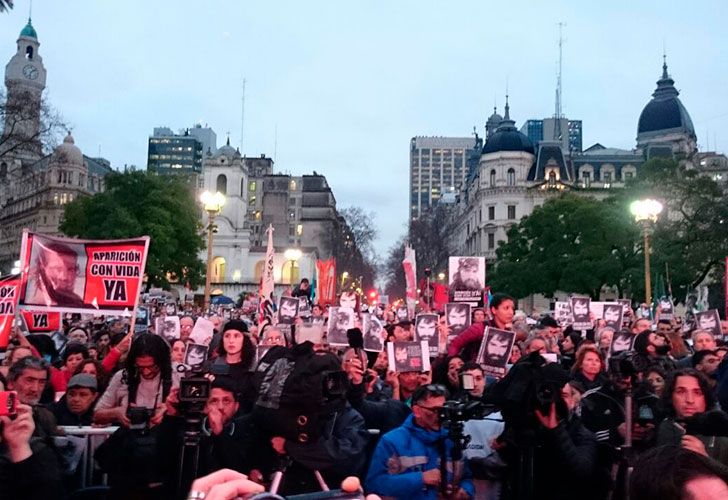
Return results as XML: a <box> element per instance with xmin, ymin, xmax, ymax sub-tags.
<box><xmin>0</xmin><ymin>391</ymin><xmax>18</xmax><ymax>418</ymax></box>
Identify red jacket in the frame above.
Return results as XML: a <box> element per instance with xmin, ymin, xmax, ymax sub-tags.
<box><xmin>447</xmin><ymin>322</ymin><xmax>487</xmax><ymax>360</ymax></box>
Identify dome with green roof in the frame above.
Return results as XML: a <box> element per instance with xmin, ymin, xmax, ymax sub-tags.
<box><xmin>20</xmin><ymin>19</ymin><xmax>37</xmax><ymax>39</ymax></box>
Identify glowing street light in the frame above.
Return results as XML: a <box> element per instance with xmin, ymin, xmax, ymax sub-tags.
<box><xmin>630</xmin><ymin>198</ymin><xmax>663</xmax><ymax>306</ymax></box>
<box><xmin>200</xmin><ymin>190</ymin><xmax>226</xmax><ymax>310</ymax></box>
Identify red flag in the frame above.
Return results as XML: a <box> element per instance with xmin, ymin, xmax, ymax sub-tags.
<box><xmin>316</xmin><ymin>258</ymin><xmax>337</xmax><ymax>306</ymax></box>
<box><xmin>0</xmin><ymin>274</ymin><xmax>21</xmax><ymax>350</ymax></box>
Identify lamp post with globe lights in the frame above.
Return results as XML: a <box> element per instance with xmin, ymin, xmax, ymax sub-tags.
<box><xmin>200</xmin><ymin>190</ymin><xmax>226</xmax><ymax>310</ymax></box>
<box><xmin>630</xmin><ymin>199</ymin><xmax>663</xmax><ymax>306</ymax></box>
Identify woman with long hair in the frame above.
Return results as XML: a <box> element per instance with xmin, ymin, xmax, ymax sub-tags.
<box><xmin>571</xmin><ymin>344</ymin><xmax>608</xmax><ymax>391</ymax></box>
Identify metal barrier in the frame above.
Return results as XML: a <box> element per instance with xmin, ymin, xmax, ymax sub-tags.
<box><xmin>60</xmin><ymin>426</ymin><xmax>119</xmax><ymax>488</ymax></box>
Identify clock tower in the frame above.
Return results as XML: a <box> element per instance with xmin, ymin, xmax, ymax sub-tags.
<box><xmin>2</xmin><ymin>18</ymin><xmax>47</xmax><ymax>160</ymax></box>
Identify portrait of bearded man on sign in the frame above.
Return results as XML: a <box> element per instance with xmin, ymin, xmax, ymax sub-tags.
<box><xmin>25</xmin><ymin>239</ymin><xmax>85</xmax><ymax>307</ymax></box>
<box><xmin>450</xmin><ymin>257</ymin><xmax>483</xmax><ymax>292</ymax></box>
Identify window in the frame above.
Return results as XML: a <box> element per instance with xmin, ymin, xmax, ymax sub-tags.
<box><xmin>290</xmin><ymin>179</ymin><xmax>297</xmax><ymax>191</ymax></box>
<box><xmin>288</xmin><ymin>211</ymin><xmax>296</xmax><ymax>220</ymax></box>
<box><xmin>25</xmin><ymin>46</ymin><xmax>33</xmax><ymax>59</ymax></box>
<box><xmin>624</xmin><ymin>171</ymin><xmax>633</xmax><ymax>181</ymax></box>
<box><xmin>249</xmin><ymin>181</ymin><xmax>256</xmax><ymax>191</ymax></box>
<box><xmin>296</xmin><ymin>224</ymin><xmax>303</xmax><ymax>236</ymax></box>
<box><xmin>548</xmin><ymin>171</ymin><xmax>557</xmax><ymax>188</ymax></box>
<box><xmin>582</xmin><ymin>171</ymin><xmax>591</xmax><ymax>188</ymax></box>
<box><xmin>216</xmin><ymin>174</ymin><xmax>227</xmax><ymax>195</ymax></box>
<box><xmin>281</xmin><ymin>260</ymin><xmax>300</xmax><ymax>285</ymax></box>
<box><xmin>603</xmin><ymin>172</ymin><xmax>612</xmax><ymax>188</ymax></box>
<box><xmin>507</xmin><ymin>168</ymin><xmax>515</xmax><ymax>186</ymax></box>
<box><xmin>254</xmin><ymin>260</ymin><xmax>265</xmax><ymax>281</ymax></box>
<box><xmin>507</xmin><ymin>205</ymin><xmax>516</xmax><ymax>219</ymax></box>
<box><xmin>488</xmin><ymin>233</ymin><xmax>495</xmax><ymax>249</ymax></box>
<box><xmin>241</xmin><ymin>178</ymin><xmax>245</xmax><ymax>196</ymax></box>
<box><xmin>211</xmin><ymin>257</ymin><xmax>226</xmax><ymax>282</ymax></box>
<box><xmin>488</xmin><ymin>206</ymin><xmax>495</xmax><ymax>220</ymax></box>
<box><xmin>490</xmin><ymin>169</ymin><xmax>496</xmax><ymax>187</ymax></box>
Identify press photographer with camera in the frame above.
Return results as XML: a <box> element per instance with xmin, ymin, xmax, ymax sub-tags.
<box><xmin>366</xmin><ymin>384</ymin><xmax>474</xmax><ymax>499</ymax></box>
<box><xmin>656</xmin><ymin>368</ymin><xmax>728</xmax><ymax>465</ymax></box>
<box><xmin>92</xmin><ymin>334</ymin><xmax>173</xmax><ymax>498</ymax></box>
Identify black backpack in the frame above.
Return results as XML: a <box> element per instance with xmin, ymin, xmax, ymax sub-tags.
<box><xmin>253</xmin><ymin>343</ymin><xmax>347</xmax><ymax>444</ymax></box>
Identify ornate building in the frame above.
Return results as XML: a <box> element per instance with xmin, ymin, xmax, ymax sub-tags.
<box><xmin>0</xmin><ymin>20</ymin><xmax>112</xmax><ymax>273</ymax></box>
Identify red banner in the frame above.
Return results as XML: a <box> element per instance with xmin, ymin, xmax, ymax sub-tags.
<box><xmin>0</xmin><ymin>274</ymin><xmax>21</xmax><ymax>350</ymax></box>
<box><xmin>18</xmin><ymin>231</ymin><xmax>150</xmax><ymax>316</ymax></box>
<box><xmin>20</xmin><ymin>310</ymin><xmax>62</xmax><ymax>333</ymax></box>
<box><xmin>316</xmin><ymin>258</ymin><xmax>337</xmax><ymax>306</ymax></box>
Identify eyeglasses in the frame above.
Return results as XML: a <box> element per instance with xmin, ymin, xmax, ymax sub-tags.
<box><xmin>417</xmin><ymin>404</ymin><xmax>444</xmax><ymax>414</ymax></box>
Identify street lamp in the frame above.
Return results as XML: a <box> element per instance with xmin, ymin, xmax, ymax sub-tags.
<box><xmin>630</xmin><ymin>199</ymin><xmax>663</xmax><ymax>306</ymax></box>
<box><xmin>340</xmin><ymin>271</ymin><xmax>349</xmax><ymax>290</ymax></box>
<box><xmin>200</xmin><ymin>190</ymin><xmax>226</xmax><ymax>310</ymax></box>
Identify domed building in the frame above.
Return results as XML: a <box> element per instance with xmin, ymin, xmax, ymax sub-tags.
<box><xmin>0</xmin><ymin>20</ymin><xmax>112</xmax><ymax>273</ymax></box>
<box><xmin>636</xmin><ymin>58</ymin><xmax>697</xmax><ymax>159</ymax></box>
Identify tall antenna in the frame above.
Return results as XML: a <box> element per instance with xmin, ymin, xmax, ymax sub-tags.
<box><xmin>554</xmin><ymin>22</ymin><xmax>566</xmax><ymax>143</ymax></box>
<box><xmin>273</xmin><ymin>124</ymin><xmax>278</xmax><ymax>165</ymax></box>
<box><xmin>240</xmin><ymin>77</ymin><xmax>246</xmax><ymax>153</ymax></box>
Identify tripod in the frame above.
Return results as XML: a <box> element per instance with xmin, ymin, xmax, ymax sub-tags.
<box><xmin>175</xmin><ymin>411</ymin><xmax>205</xmax><ymax>499</ymax></box>
<box><xmin>440</xmin><ymin>418</ymin><xmax>469</xmax><ymax>496</ymax></box>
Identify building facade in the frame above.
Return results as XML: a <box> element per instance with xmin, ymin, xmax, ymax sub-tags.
<box><xmin>0</xmin><ymin>20</ymin><xmax>112</xmax><ymax>273</ymax></box>
<box><xmin>147</xmin><ymin>125</ymin><xmax>218</xmax><ymax>175</ymax></box>
<box><xmin>520</xmin><ymin>117</ymin><xmax>583</xmax><ymax>153</ymax></box>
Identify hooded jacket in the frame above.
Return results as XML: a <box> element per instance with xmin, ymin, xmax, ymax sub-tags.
<box><xmin>366</xmin><ymin>414</ymin><xmax>474</xmax><ymax>499</ymax></box>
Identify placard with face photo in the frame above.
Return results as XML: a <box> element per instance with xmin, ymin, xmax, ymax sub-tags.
<box><xmin>618</xmin><ymin>299</ymin><xmax>632</xmax><ymax>325</ymax></box>
<box><xmin>387</xmin><ymin>340</ymin><xmax>431</xmax><ymax>373</ymax></box>
<box><xmin>183</xmin><ymin>342</ymin><xmax>208</xmax><ymax>368</ymax></box>
<box><xmin>695</xmin><ymin>309</ymin><xmax>721</xmax><ymax>337</ymax></box>
<box><xmin>327</xmin><ymin>306</ymin><xmax>355</xmax><ymax>346</ymax></box>
<box><xmin>189</xmin><ymin>316</ymin><xmax>214</xmax><ymax>346</ymax></box>
<box><xmin>554</xmin><ymin>301</ymin><xmax>574</xmax><ymax>328</ymax></box>
<box><xmin>155</xmin><ymin>315</ymin><xmax>180</xmax><ymax>341</ymax></box>
<box><xmin>445</xmin><ymin>303</ymin><xmax>471</xmax><ymax>341</ymax></box>
<box><xmin>610</xmin><ymin>330</ymin><xmax>635</xmax><ymax>354</ymax></box>
<box><xmin>658</xmin><ymin>297</ymin><xmax>674</xmax><ymax>321</ymax></box>
<box><xmin>414</xmin><ymin>313</ymin><xmax>439</xmax><ymax>356</ymax></box>
<box><xmin>477</xmin><ymin>327</ymin><xmax>515</xmax><ymax>378</ymax></box>
<box><xmin>395</xmin><ymin>307</ymin><xmax>409</xmax><ymax>321</ymax></box>
<box><xmin>295</xmin><ymin>322</ymin><xmax>324</xmax><ymax>345</ymax></box>
<box><xmin>339</xmin><ymin>291</ymin><xmax>359</xmax><ymax>310</ymax></box>
<box><xmin>297</xmin><ymin>297</ymin><xmax>312</xmax><ymax>319</ymax></box>
<box><xmin>570</xmin><ymin>297</ymin><xmax>592</xmax><ymax>330</ymax></box>
<box><xmin>277</xmin><ymin>296</ymin><xmax>299</xmax><ymax>325</ymax></box>
<box><xmin>448</xmin><ymin>256</ymin><xmax>485</xmax><ymax>304</ymax></box>
<box><xmin>602</xmin><ymin>303</ymin><xmax>624</xmax><ymax>331</ymax></box>
<box><xmin>164</xmin><ymin>302</ymin><xmax>177</xmax><ymax>316</ymax></box>
<box><xmin>363</xmin><ymin>313</ymin><xmax>385</xmax><ymax>352</ymax></box>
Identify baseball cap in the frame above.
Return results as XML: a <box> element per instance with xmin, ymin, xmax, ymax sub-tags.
<box><xmin>67</xmin><ymin>373</ymin><xmax>97</xmax><ymax>391</ymax></box>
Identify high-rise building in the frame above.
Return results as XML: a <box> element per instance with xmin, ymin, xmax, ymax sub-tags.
<box><xmin>520</xmin><ymin>118</ymin><xmax>582</xmax><ymax>153</ymax></box>
<box><xmin>147</xmin><ymin>125</ymin><xmax>217</xmax><ymax>175</ymax></box>
<box><xmin>409</xmin><ymin>136</ymin><xmax>479</xmax><ymax>220</ymax></box>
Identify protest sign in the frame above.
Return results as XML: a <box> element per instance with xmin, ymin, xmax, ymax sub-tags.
<box><xmin>20</xmin><ymin>310</ymin><xmax>62</xmax><ymax>333</ymax></box>
<box><xmin>445</xmin><ymin>303</ymin><xmax>471</xmax><ymax>342</ymax></box>
<box><xmin>0</xmin><ymin>274</ymin><xmax>21</xmax><ymax>349</ymax></box>
<box><xmin>277</xmin><ymin>296</ymin><xmax>299</xmax><ymax>325</ymax></box>
<box><xmin>602</xmin><ymin>303</ymin><xmax>624</xmax><ymax>331</ymax></box>
<box><xmin>449</xmin><ymin>256</ymin><xmax>485</xmax><ymax>305</ymax></box>
<box><xmin>184</xmin><ymin>343</ymin><xmax>208</xmax><ymax>368</ymax></box>
<box><xmin>570</xmin><ymin>296</ymin><xmax>592</xmax><ymax>330</ymax></box>
<box><xmin>477</xmin><ymin>327</ymin><xmax>515</xmax><ymax>378</ymax></box>
<box><xmin>658</xmin><ymin>297</ymin><xmax>674</xmax><ymax>321</ymax></box>
<box><xmin>611</xmin><ymin>330</ymin><xmax>635</xmax><ymax>354</ymax></box>
<box><xmin>327</xmin><ymin>306</ymin><xmax>355</xmax><ymax>346</ymax></box>
<box><xmin>554</xmin><ymin>301</ymin><xmax>573</xmax><ymax>327</ymax></box>
<box><xmin>295</xmin><ymin>322</ymin><xmax>324</xmax><ymax>345</ymax></box>
<box><xmin>315</xmin><ymin>258</ymin><xmax>337</xmax><ymax>306</ymax></box>
<box><xmin>297</xmin><ymin>297</ymin><xmax>311</xmax><ymax>319</ymax></box>
<box><xmin>363</xmin><ymin>314</ymin><xmax>385</xmax><ymax>352</ymax></box>
<box><xmin>135</xmin><ymin>306</ymin><xmax>150</xmax><ymax>334</ymax></box>
<box><xmin>156</xmin><ymin>316</ymin><xmax>180</xmax><ymax>341</ymax></box>
<box><xmin>414</xmin><ymin>313</ymin><xmax>439</xmax><ymax>356</ymax></box>
<box><xmin>18</xmin><ymin>231</ymin><xmax>149</xmax><ymax>316</ymax></box>
<box><xmin>695</xmin><ymin>309</ymin><xmax>721</xmax><ymax>337</ymax></box>
<box><xmin>190</xmin><ymin>316</ymin><xmax>214</xmax><ymax>345</ymax></box>
<box><xmin>387</xmin><ymin>341</ymin><xmax>431</xmax><ymax>373</ymax></box>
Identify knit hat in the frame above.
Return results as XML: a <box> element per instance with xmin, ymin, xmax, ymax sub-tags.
<box><xmin>222</xmin><ymin>319</ymin><xmax>248</xmax><ymax>334</ymax></box>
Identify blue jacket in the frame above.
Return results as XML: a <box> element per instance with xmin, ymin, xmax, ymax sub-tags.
<box><xmin>365</xmin><ymin>414</ymin><xmax>474</xmax><ymax>499</ymax></box>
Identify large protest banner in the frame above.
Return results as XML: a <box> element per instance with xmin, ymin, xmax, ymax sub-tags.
<box><xmin>316</xmin><ymin>258</ymin><xmax>337</xmax><ymax>306</ymax></box>
<box><xmin>18</xmin><ymin>231</ymin><xmax>149</xmax><ymax>316</ymax></box>
<box><xmin>20</xmin><ymin>310</ymin><xmax>62</xmax><ymax>333</ymax></box>
<box><xmin>403</xmin><ymin>245</ymin><xmax>417</xmax><ymax>319</ymax></box>
<box><xmin>0</xmin><ymin>274</ymin><xmax>21</xmax><ymax>349</ymax></box>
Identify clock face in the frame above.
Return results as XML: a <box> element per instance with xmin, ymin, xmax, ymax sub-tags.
<box><xmin>22</xmin><ymin>64</ymin><xmax>39</xmax><ymax>80</ymax></box>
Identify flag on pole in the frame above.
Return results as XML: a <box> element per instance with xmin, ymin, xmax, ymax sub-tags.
<box><xmin>315</xmin><ymin>258</ymin><xmax>336</xmax><ymax>306</ymax></box>
<box><xmin>403</xmin><ymin>244</ymin><xmax>417</xmax><ymax>319</ymax></box>
<box><xmin>259</xmin><ymin>224</ymin><xmax>275</xmax><ymax>324</ymax></box>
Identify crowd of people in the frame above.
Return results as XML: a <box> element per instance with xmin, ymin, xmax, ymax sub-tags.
<box><xmin>2</xmin><ymin>278</ymin><xmax>728</xmax><ymax>500</ymax></box>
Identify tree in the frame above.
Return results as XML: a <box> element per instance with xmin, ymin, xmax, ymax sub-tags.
<box><xmin>618</xmin><ymin>158</ymin><xmax>728</xmax><ymax>303</ymax></box>
<box><xmin>0</xmin><ymin>88</ymin><xmax>66</xmax><ymax>160</ymax></box>
<box><xmin>0</xmin><ymin>1</ymin><xmax>13</xmax><ymax>13</ymax></box>
<box><xmin>321</xmin><ymin>206</ymin><xmax>378</xmax><ymax>290</ymax></box>
<box><xmin>60</xmin><ymin>170</ymin><xmax>206</xmax><ymax>289</ymax></box>
<box><xmin>383</xmin><ymin>235</ymin><xmax>407</xmax><ymax>299</ymax></box>
<box><xmin>489</xmin><ymin>193</ymin><xmax>642</xmax><ymax>299</ymax></box>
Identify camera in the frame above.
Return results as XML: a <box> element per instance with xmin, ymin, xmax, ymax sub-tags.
<box><xmin>439</xmin><ymin>399</ymin><xmax>486</xmax><ymax>425</ymax></box>
<box><xmin>127</xmin><ymin>406</ymin><xmax>153</xmax><ymax>430</ymax></box>
<box><xmin>534</xmin><ymin>381</ymin><xmax>562</xmax><ymax>414</ymax></box>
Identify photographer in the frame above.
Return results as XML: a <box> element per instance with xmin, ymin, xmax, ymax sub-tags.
<box><xmin>366</xmin><ymin>384</ymin><xmax>474</xmax><ymax>499</ymax></box>
<box><xmin>656</xmin><ymin>368</ymin><xmax>728</xmax><ymax>465</ymax></box>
